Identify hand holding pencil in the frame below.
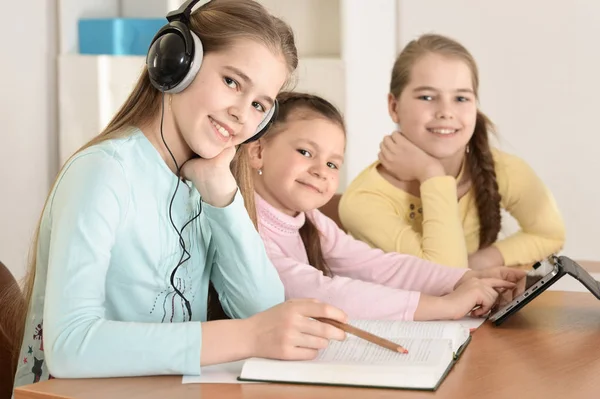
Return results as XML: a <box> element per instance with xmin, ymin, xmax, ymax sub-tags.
<box><xmin>316</xmin><ymin>318</ymin><xmax>409</xmax><ymax>354</ymax></box>
<box><xmin>245</xmin><ymin>299</ymin><xmax>349</xmax><ymax>361</ymax></box>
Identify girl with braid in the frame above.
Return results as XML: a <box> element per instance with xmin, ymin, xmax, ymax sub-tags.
<box><xmin>339</xmin><ymin>34</ymin><xmax>565</xmax><ymax>270</ymax></box>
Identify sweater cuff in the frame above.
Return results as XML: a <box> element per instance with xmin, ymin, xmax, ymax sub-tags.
<box><xmin>420</xmin><ymin>175</ymin><xmax>457</xmax><ymax>194</ymax></box>
<box><xmin>402</xmin><ymin>292</ymin><xmax>421</xmax><ymax>321</ymax></box>
<box><xmin>186</xmin><ymin>322</ymin><xmax>203</xmax><ymax>376</ymax></box>
<box><xmin>446</xmin><ymin>269</ymin><xmax>470</xmax><ymax>292</ymax></box>
<box><xmin>201</xmin><ymin>189</ymin><xmax>246</xmax><ymax>226</ymax></box>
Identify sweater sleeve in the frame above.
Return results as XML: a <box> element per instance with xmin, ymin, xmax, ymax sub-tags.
<box><xmin>44</xmin><ymin>152</ymin><xmax>202</xmax><ymax>378</ymax></box>
<box><xmin>492</xmin><ymin>151</ymin><xmax>566</xmax><ymax>266</ymax></box>
<box><xmin>263</xmin><ymin>238</ymin><xmax>421</xmax><ymax>321</ymax></box>
<box><xmin>262</xmin><ymin>211</ymin><xmax>467</xmax><ymax>321</ymax></box>
<box><xmin>340</xmin><ymin>173</ymin><xmax>469</xmax><ymax>268</ymax></box>
<box><xmin>312</xmin><ymin>210</ymin><xmax>467</xmax><ymax>296</ymax></box>
<box><xmin>205</xmin><ymin>191</ymin><xmax>284</xmax><ymax>319</ymax></box>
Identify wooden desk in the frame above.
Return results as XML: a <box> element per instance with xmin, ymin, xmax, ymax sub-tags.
<box><xmin>14</xmin><ymin>290</ymin><xmax>600</xmax><ymax>399</ymax></box>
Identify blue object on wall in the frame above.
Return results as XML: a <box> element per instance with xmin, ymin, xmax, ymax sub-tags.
<box><xmin>78</xmin><ymin>18</ymin><xmax>166</xmax><ymax>55</ymax></box>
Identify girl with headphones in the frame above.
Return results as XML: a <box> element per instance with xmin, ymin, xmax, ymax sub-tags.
<box><xmin>13</xmin><ymin>0</ymin><xmax>347</xmax><ymax>388</ymax></box>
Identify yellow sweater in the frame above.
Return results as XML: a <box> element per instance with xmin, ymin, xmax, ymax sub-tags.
<box><xmin>339</xmin><ymin>149</ymin><xmax>565</xmax><ymax>268</ymax></box>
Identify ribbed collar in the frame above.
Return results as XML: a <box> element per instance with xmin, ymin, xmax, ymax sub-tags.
<box><xmin>255</xmin><ymin>193</ymin><xmax>305</xmax><ymax>236</ymax></box>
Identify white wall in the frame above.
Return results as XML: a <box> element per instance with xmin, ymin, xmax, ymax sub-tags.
<box><xmin>1</xmin><ymin>1</ymin><xmax>598</xmax><ymax>281</ymax></box>
<box><xmin>395</xmin><ymin>0</ymin><xmax>600</xmax><ymax>261</ymax></box>
<box><xmin>0</xmin><ymin>0</ymin><xmax>58</xmax><ymax>280</ymax></box>
<box><xmin>341</xmin><ymin>0</ymin><xmax>398</xmax><ymax>186</ymax></box>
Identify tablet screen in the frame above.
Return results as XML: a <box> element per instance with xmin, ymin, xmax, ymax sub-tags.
<box><xmin>490</xmin><ymin>257</ymin><xmax>561</xmax><ymax>323</ymax></box>
<box><xmin>517</xmin><ymin>259</ymin><xmax>557</xmax><ymax>296</ymax></box>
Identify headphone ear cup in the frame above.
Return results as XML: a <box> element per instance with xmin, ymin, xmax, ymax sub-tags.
<box><xmin>167</xmin><ymin>31</ymin><xmax>203</xmax><ymax>94</ymax></box>
<box><xmin>243</xmin><ymin>100</ymin><xmax>279</xmax><ymax>143</ymax></box>
<box><xmin>146</xmin><ymin>22</ymin><xmax>203</xmax><ymax>93</ymax></box>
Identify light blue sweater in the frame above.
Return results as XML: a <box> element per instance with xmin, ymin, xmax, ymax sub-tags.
<box><xmin>14</xmin><ymin>130</ymin><xmax>284</xmax><ymax>387</ymax></box>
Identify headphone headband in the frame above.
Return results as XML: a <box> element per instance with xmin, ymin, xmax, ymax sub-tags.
<box><xmin>166</xmin><ymin>0</ymin><xmax>202</xmax><ymax>23</ymax></box>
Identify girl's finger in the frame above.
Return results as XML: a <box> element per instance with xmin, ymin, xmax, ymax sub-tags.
<box><xmin>382</xmin><ymin>136</ymin><xmax>396</xmax><ymax>153</ymax></box>
<box><xmin>379</xmin><ymin>147</ymin><xmax>393</xmax><ymax>165</ymax></box>
<box><xmin>296</xmin><ymin>301</ymin><xmax>348</xmax><ymax>324</ymax></box>
<box><xmin>479</xmin><ymin>278</ymin><xmax>517</xmax><ymax>289</ymax></box>
<box><xmin>294</xmin><ymin>329</ymin><xmax>335</xmax><ymax>350</ymax></box>
<box><xmin>471</xmin><ymin>307</ymin><xmax>491</xmax><ymax>317</ymax></box>
<box><xmin>280</xmin><ymin>346</ymin><xmax>320</xmax><ymax>361</ymax></box>
<box><xmin>301</xmin><ymin>317</ymin><xmax>346</xmax><ymax>341</ymax></box>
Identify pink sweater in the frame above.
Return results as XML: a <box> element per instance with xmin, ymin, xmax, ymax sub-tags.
<box><xmin>256</xmin><ymin>194</ymin><xmax>468</xmax><ymax>320</ymax></box>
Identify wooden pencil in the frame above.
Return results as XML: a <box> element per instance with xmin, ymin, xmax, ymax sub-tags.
<box><xmin>316</xmin><ymin>318</ymin><xmax>409</xmax><ymax>354</ymax></box>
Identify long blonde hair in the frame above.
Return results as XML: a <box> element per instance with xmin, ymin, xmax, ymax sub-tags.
<box><xmin>390</xmin><ymin>34</ymin><xmax>501</xmax><ymax>249</ymax></box>
<box><xmin>14</xmin><ymin>0</ymin><xmax>298</xmax><ymax>351</ymax></box>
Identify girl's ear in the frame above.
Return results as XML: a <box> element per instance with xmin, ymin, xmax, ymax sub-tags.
<box><xmin>246</xmin><ymin>140</ymin><xmax>264</xmax><ymax>170</ymax></box>
<box><xmin>387</xmin><ymin>93</ymin><xmax>400</xmax><ymax>124</ymax></box>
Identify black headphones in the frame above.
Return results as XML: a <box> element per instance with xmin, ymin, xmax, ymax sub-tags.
<box><xmin>146</xmin><ymin>0</ymin><xmax>278</xmax><ymax>143</ymax></box>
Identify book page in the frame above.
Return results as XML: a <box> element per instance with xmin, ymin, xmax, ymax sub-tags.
<box><xmin>314</xmin><ymin>337</ymin><xmax>452</xmax><ymax>368</ymax></box>
<box><xmin>443</xmin><ymin>316</ymin><xmax>487</xmax><ymax>332</ymax></box>
<box><xmin>240</xmin><ymin>338</ymin><xmax>454</xmax><ymax>389</ymax></box>
<box><xmin>348</xmin><ymin>320</ymin><xmax>469</xmax><ymax>351</ymax></box>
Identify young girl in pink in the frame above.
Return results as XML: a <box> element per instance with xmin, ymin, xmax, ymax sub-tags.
<box><xmin>242</xmin><ymin>92</ymin><xmax>525</xmax><ymax>321</ymax></box>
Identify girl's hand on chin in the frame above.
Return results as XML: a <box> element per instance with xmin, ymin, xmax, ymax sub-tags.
<box><xmin>378</xmin><ymin>131</ymin><xmax>444</xmax><ymax>183</ymax></box>
<box><xmin>181</xmin><ymin>146</ymin><xmax>238</xmax><ymax>208</ymax></box>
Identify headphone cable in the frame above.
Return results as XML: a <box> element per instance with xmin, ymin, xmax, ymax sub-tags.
<box><xmin>159</xmin><ymin>91</ymin><xmax>202</xmax><ymax>321</ymax></box>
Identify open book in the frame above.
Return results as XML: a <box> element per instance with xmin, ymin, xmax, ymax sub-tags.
<box><xmin>238</xmin><ymin>320</ymin><xmax>471</xmax><ymax>391</ymax></box>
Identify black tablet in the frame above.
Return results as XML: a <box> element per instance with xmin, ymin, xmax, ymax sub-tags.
<box><xmin>489</xmin><ymin>255</ymin><xmax>600</xmax><ymax>326</ymax></box>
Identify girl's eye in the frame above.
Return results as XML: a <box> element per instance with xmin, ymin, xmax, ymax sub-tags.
<box><xmin>418</xmin><ymin>95</ymin><xmax>433</xmax><ymax>101</ymax></box>
<box><xmin>252</xmin><ymin>101</ymin><xmax>266</xmax><ymax>113</ymax></box>
<box><xmin>327</xmin><ymin>162</ymin><xmax>338</xmax><ymax>170</ymax></box>
<box><xmin>224</xmin><ymin>77</ymin><xmax>238</xmax><ymax>89</ymax></box>
<box><xmin>456</xmin><ymin>96</ymin><xmax>470</xmax><ymax>102</ymax></box>
<box><xmin>297</xmin><ymin>149</ymin><xmax>311</xmax><ymax>157</ymax></box>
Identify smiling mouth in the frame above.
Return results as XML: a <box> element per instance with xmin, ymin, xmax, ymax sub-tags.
<box><xmin>427</xmin><ymin>128</ymin><xmax>459</xmax><ymax>135</ymax></box>
<box><xmin>297</xmin><ymin>181</ymin><xmax>322</xmax><ymax>194</ymax></box>
<box><xmin>209</xmin><ymin>117</ymin><xmax>231</xmax><ymax>138</ymax></box>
